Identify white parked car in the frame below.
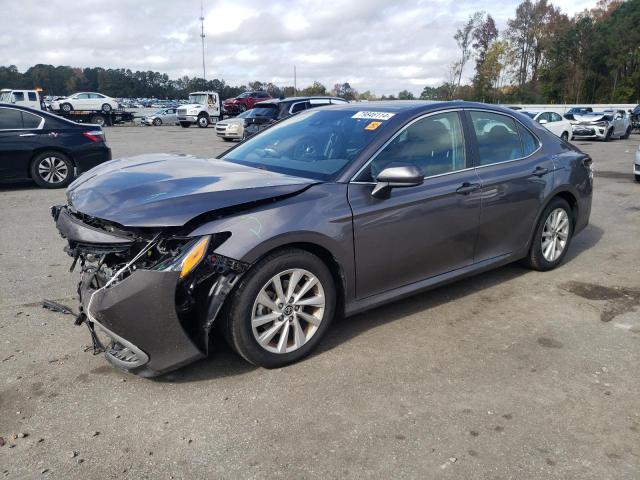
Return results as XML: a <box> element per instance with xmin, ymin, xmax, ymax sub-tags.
<box><xmin>521</xmin><ymin>110</ymin><xmax>573</xmax><ymax>141</ymax></box>
<box><xmin>634</xmin><ymin>144</ymin><xmax>640</xmax><ymax>182</ymax></box>
<box><xmin>51</xmin><ymin>92</ymin><xmax>119</xmax><ymax>113</ymax></box>
<box><xmin>571</xmin><ymin>109</ymin><xmax>632</xmax><ymax>141</ymax></box>
<box><xmin>214</xmin><ymin>110</ymin><xmax>251</xmax><ymax>141</ymax></box>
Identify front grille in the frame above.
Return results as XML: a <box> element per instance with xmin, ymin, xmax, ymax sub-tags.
<box><xmin>177</xmin><ymin>108</ymin><xmax>187</xmax><ymax>115</ymax></box>
<box><xmin>216</xmin><ymin>125</ymin><xmax>227</xmax><ymax>132</ymax></box>
<box><xmin>574</xmin><ymin>128</ymin><xmax>595</xmax><ymax>135</ymax></box>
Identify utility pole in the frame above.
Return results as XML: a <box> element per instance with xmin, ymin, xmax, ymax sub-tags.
<box><xmin>200</xmin><ymin>1</ymin><xmax>206</xmax><ymax>80</ymax></box>
<box><xmin>293</xmin><ymin>65</ymin><xmax>297</xmax><ymax>94</ymax></box>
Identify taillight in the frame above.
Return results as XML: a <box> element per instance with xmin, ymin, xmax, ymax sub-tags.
<box><xmin>82</xmin><ymin>130</ymin><xmax>105</xmax><ymax>143</ymax></box>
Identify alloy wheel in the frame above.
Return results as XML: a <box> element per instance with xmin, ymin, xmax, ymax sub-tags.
<box><xmin>38</xmin><ymin>156</ymin><xmax>69</xmax><ymax>185</ymax></box>
<box><xmin>251</xmin><ymin>269</ymin><xmax>325</xmax><ymax>354</ymax></box>
<box><xmin>541</xmin><ymin>208</ymin><xmax>570</xmax><ymax>262</ymax></box>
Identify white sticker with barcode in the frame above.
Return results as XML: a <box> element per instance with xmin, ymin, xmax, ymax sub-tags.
<box><xmin>351</xmin><ymin>111</ymin><xmax>395</xmax><ymax>120</ymax></box>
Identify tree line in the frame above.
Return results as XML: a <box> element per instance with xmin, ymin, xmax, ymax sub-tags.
<box><xmin>0</xmin><ymin>64</ymin><xmax>358</xmax><ymax>101</ymax></box>
<box><xmin>1</xmin><ymin>0</ymin><xmax>637</xmax><ymax>104</ymax></box>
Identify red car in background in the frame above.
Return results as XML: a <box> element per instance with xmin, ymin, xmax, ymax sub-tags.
<box><xmin>223</xmin><ymin>91</ymin><xmax>272</xmax><ymax>115</ymax></box>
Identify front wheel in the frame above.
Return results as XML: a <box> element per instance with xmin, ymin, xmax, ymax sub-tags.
<box><xmin>635</xmin><ymin>174</ymin><xmax>640</xmax><ymax>183</ymax></box>
<box><xmin>30</xmin><ymin>151</ymin><xmax>74</xmax><ymax>188</ymax></box>
<box><xmin>197</xmin><ymin>115</ymin><xmax>209</xmax><ymax>128</ymax></box>
<box><xmin>60</xmin><ymin>103</ymin><xmax>72</xmax><ymax>113</ymax></box>
<box><xmin>101</xmin><ymin>103</ymin><xmax>112</xmax><ymax>113</ymax></box>
<box><xmin>179</xmin><ymin>122</ymin><xmax>191</xmax><ymax>128</ymax></box>
<box><xmin>603</xmin><ymin>127</ymin><xmax>613</xmax><ymax>142</ymax></box>
<box><xmin>223</xmin><ymin>249</ymin><xmax>336</xmax><ymax>368</ymax></box>
<box><xmin>524</xmin><ymin>197</ymin><xmax>573</xmax><ymax>271</ymax></box>
<box><xmin>561</xmin><ymin>131</ymin><xmax>569</xmax><ymax>142</ymax></box>
<box><xmin>152</xmin><ymin>118</ymin><xmax>162</xmax><ymax>126</ymax></box>
<box><xmin>622</xmin><ymin>126</ymin><xmax>632</xmax><ymax>139</ymax></box>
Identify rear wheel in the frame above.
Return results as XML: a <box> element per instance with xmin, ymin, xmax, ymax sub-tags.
<box><xmin>152</xmin><ymin>118</ymin><xmax>162</xmax><ymax>126</ymax></box>
<box><xmin>223</xmin><ymin>249</ymin><xmax>335</xmax><ymax>368</ymax></box>
<box><xmin>180</xmin><ymin>122</ymin><xmax>191</xmax><ymax>128</ymax></box>
<box><xmin>524</xmin><ymin>197</ymin><xmax>573</xmax><ymax>271</ymax></box>
<box><xmin>90</xmin><ymin>114</ymin><xmax>105</xmax><ymax>126</ymax></box>
<box><xmin>197</xmin><ymin>115</ymin><xmax>209</xmax><ymax>128</ymax></box>
<box><xmin>30</xmin><ymin>151</ymin><xmax>74</xmax><ymax>188</ymax></box>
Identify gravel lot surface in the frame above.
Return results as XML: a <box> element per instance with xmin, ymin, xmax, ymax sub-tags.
<box><xmin>1</xmin><ymin>125</ymin><xmax>639</xmax><ymax>479</ymax></box>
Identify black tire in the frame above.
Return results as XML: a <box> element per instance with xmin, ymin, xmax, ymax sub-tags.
<box><xmin>561</xmin><ymin>131</ymin><xmax>569</xmax><ymax>142</ymax></box>
<box><xmin>101</xmin><ymin>103</ymin><xmax>112</xmax><ymax>113</ymax></box>
<box><xmin>635</xmin><ymin>174</ymin><xmax>640</xmax><ymax>183</ymax></box>
<box><xmin>603</xmin><ymin>127</ymin><xmax>613</xmax><ymax>142</ymax></box>
<box><xmin>222</xmin><ymin>137</ymin><xmax>234</xmax><ymax>142</ymax></box>
<box><xmin>30</xmin><ymin>151</ymin><xmax>74</xmax><ymax>189</ymax></box>
<box><xmin>622</xmin><ymin>126</ymin><xmax>632</xmax><ymax>139</ymax></box>
<box><xmin>180</xmin><ymin>122</ymin><xmax>191</xmax><ymax>128</ymax></box>
<box><xmin>238</xmin><ymin>104</ymin><xmax>247</xmax><ymax>113</ymax></box>
<box><xmin>90</xmin><ymin>114</ymin><xmax>105</xmax><ymax>126</ymax></box>
<box><xmin>197</xmin><ymin>115</ymin><xmax>209</xmax><ymax>128</ymax></box>
<box><xmin>524</xmin><ymin>197</ymin><xmax>574</xmax><ymax>271</ymax></box>
<box><xmin>223</xmin><ymin>249</ymin><xmax>336</xmax><ymax>368</ymax></box>
<box><xmin>60</xmin><ymin>103</ymin><xmax>72</xmax><ymax>113</ymax></box>
<box><xmin>152</xmin><ymin>118</ymin><xmax>162</xmax><ymax>126</ymax></box>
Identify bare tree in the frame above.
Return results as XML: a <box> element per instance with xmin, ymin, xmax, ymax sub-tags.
<box><xmin>453</xmin><ymin>12</ymin><xmax>483</xmax><ymax>96</ymax></box>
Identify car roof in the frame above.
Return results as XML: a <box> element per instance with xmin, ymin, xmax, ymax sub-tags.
<box><xmin>255</xmin><ymin>96</ymin><xmax>346</xmax><ymax>105</ymax></box>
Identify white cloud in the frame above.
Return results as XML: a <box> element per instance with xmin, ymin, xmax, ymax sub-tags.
<box><xmin>1</xmin><ymin>0</ymin><xmax>601</xmax><ymax>96</ymax></box>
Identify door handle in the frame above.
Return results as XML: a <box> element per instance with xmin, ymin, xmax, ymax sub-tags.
<box><xmin>532</xmin><ymin>166</ymin><xmax>549</xmax><ymax>177</ymax></box>
<box><xmin>456</xmin><ymin>182</ymin><xmax>481</xmax><ymax>195</ymax></box>
<box><xmin>19</xmin><ymin>133</ymin><xmax>37</xmax><ymax>137</ymax></box>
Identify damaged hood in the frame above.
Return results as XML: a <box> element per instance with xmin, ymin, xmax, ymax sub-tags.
<box><xmin>573</xmin><ymin>113</ymin><xmax>610</xmax><ymax>124</ymax></box>
<box><xmin>66</xmin><ymin>154</ymin><xmax>315</xmax><ymax>227</ymax></box>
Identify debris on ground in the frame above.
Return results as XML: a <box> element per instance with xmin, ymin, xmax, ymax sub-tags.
<box><xmin>0</xmin><ymin>437</ymin><xmax>5</xmax><ymax>447</ymax></box>
<box><xmin>42</xmin><ymin>299</ymin><xmax>76</xmax><ymax>316</ymax></box>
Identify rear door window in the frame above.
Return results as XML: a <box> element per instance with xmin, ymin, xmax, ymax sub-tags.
<box><xmin>28</xmin><ymin>92</ymin><xmax>37</xmax><ymax>101</ymax></box>
<box><xmin>0</xmin><ymin>108</ymin><xmax>24</xmax><ymax>129</ymax></box>
<box><xmin>290</xmin><ymin>102</ymin><xmax>308</xmax><ymax>114</ymax></box>
<box><xmin>470</xmin><ymin>111</ymin><xmax>524</xmax><ymax>165</ymax></box>
<box><xmin>21</xmin><ymin>112</ymin><xmax>42</xmax><ymax>129</ymax></box>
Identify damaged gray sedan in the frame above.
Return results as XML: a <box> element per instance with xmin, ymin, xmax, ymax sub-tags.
<box><xmin>53</xmin><ymin>101</ymin><xmax>593</xmax><ymax>376</ymax></box>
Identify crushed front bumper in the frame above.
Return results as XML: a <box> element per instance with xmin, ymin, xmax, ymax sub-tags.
<box><xmin>571</xmin><ymin>125</ymin><xmax>608</xmax><ymax>140</ymax></box>
<box><xmin>79</xmin><ymin>269</ymin><xmax>204</xmax><ymax>377</ymax></box>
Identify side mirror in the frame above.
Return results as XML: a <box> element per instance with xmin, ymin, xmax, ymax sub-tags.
<box><xmin>538</xmin><ymin>119</ymin><xmax>548</xmax><ymax>124</ymax></box>
<box><xmin>371</xmin><ymin>164</ymin><xmax>423</xmax><ymax>199</ymax></box>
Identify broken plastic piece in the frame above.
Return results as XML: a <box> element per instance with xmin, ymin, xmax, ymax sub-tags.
<box><xmin>42</xmin><ymin>299</ymin><xmax>76</xmax><ymax>316</ymax></box>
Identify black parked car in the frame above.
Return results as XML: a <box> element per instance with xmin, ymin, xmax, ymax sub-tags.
<box><xmin>52</xmin><ymin>101</ymin><xmax>592</xmax><ymax>377</ymax></box>
<box><xmin>243</xmin><ymin>96</ymin><xmax>348</xmax><ymax>138</ymax></box>
<box><xmin>0</xmin><ymin>103</ymin><xmax>111</xmax><ymax>188</ymax></box>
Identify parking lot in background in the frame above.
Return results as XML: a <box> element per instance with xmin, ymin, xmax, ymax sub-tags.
<box><xmin>0</xmin><ymin>127</ymin><xmax>639</xmax><ymax>478</ymax></box>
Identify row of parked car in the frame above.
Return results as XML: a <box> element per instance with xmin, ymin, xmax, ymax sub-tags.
<box><xmin>511</xmin><ymin>105</ymin><xmax>637</xmax><ymax>142</ymax></box>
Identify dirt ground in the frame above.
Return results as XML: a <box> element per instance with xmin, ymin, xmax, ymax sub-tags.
<box><xmin>1</xmin><ymin>125</ymin><xmax>639</xmax><ymax>479</ymax></box>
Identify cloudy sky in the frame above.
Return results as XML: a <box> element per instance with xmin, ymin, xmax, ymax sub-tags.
<box><xmin>2</xmin><ymin>0</ymin><xmax>599</xmax><ymax>96</ymax></box>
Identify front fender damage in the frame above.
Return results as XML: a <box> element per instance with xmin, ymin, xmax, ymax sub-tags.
<box><xmin>52</xmin><ymin>204</ymin><xmax>252</xmax><ymax>376</ymax></box>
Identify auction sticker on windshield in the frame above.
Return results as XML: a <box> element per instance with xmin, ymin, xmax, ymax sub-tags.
<box><xmin>352</xmin><ymin>111</ymin><xmax>395</xmax><ymax>120</ymax></box>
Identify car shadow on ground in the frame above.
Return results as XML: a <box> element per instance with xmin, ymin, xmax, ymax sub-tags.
<box><xmin>156</xmin><ymin>223</ymin><xmax>603</xmax><ymax>383</ymax></box>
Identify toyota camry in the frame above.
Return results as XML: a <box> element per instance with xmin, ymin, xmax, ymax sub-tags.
<box><xmin>52</xmin><ymin>101</ymin><xmax>593</xmax><ymax>376</ymax></box>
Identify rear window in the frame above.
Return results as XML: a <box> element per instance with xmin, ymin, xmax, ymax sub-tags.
<box><xmin>0</xmin><ymin>108</ymin><xmax>24</xmax><ymax>129</ymax></box>
<box><xmin>22</xmin><ymin>112</ymin><xmax>42</xmax><ymax>128</ymax></box>
<box><xmin>246</xmin><ymin>105</ymin><xmax>278</xmax><ymax>119</ymax></box>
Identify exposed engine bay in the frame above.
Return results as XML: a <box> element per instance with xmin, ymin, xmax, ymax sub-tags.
<box><xmin>51</xmin><ymin>204</ymin><xmax>249</xmax><ymax>376</ymax></box>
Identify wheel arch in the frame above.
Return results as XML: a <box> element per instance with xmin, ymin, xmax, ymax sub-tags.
<box><xmin>245</xmin><ymin>241</ymin><xmax>347</xmax><ymax>317</ymax></box>
<box><xmin>28</xmin><ymin>147</ymin><xmax>76</xmax><ymax>179</ymax></box>
<box><xmin>525</xmin><ymin>188</ymin><xmax>579</xmax><ymax>253</ymax></box>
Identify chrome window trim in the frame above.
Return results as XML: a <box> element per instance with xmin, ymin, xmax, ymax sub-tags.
<box><xmin>465</xmin><ymin>108</ymin><xmax>542</xmax><ymax>170</ymax></box>
<box><xmin>349</xmin><ymin>108</ymin><xmax>466</xmax><ymax>183</ymax></box>
<box><xmin>0</xmin><ymin>106</ymin><xmax>45</xmax><ymax>131</ymax></box>
<box><xmin>289</xmin><ymin>101</ymin><xmax>309</xmax><ymax>114</ymax></box>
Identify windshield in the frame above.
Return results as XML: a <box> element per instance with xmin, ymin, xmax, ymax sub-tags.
<box><xmin>188</xmin><ymin>94</ymin><xmax>207</xmax><ymax>104</ymax></box>
<box><xmin>245</xmin><ymin>106</ymin><xmax>279</xmax><ymax>119</ymax></box>
<box><xmin>222</xmin><ymin>109</ymin><xmax>390</xmax><ymax>180</ymax></box>
<box><xmin>0</xmin><ymin>91</ymin><xmax>12</xmax><ymax>102</ymax></box>
<box><xmin>237</xmin><ymin>92</ymin><xmax>250</xmax><ymax>98</ymax></box>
